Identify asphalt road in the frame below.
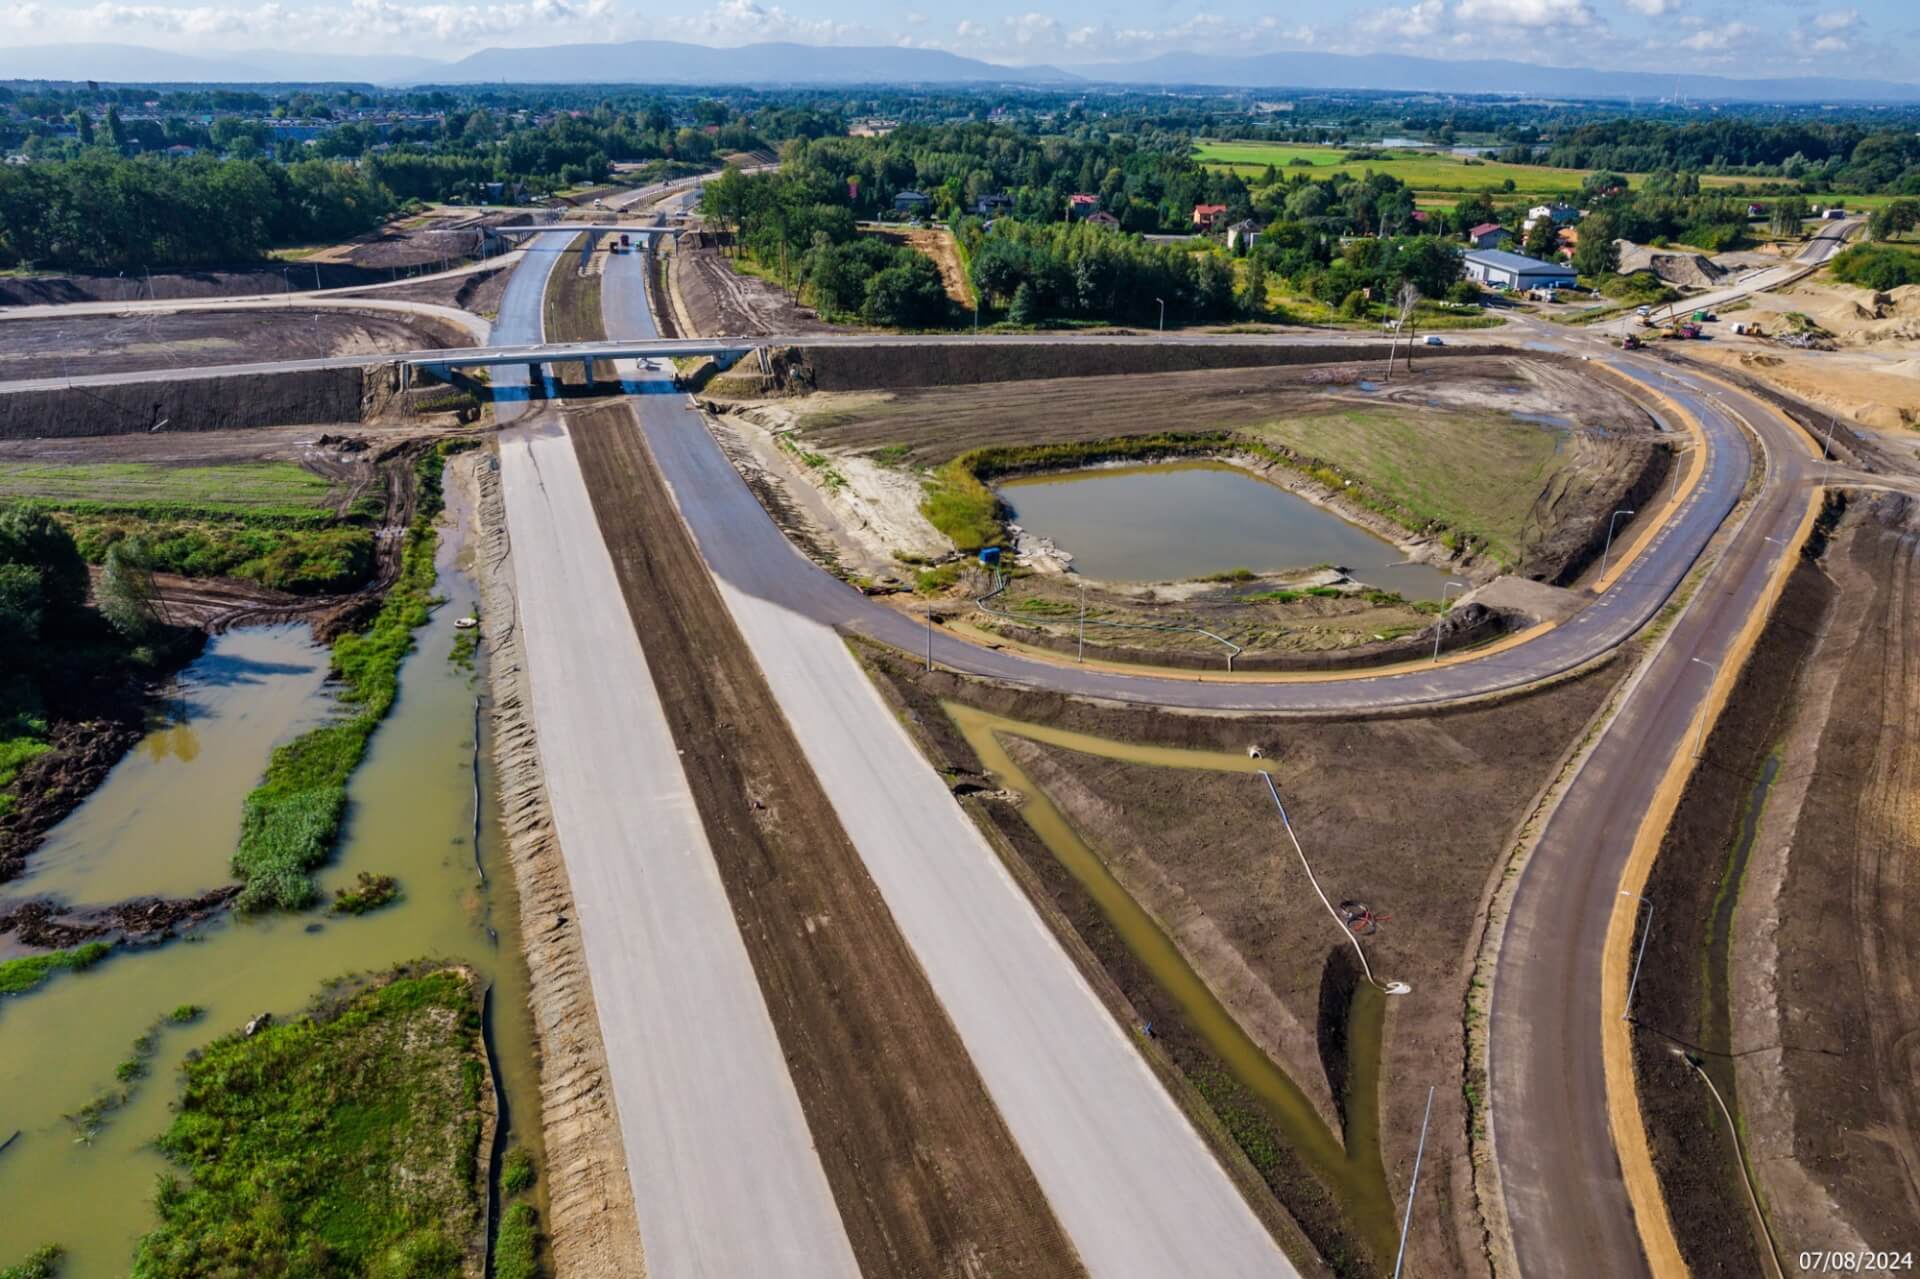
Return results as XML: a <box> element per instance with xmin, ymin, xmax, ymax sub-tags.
<box><xmin>495</xmin><ymin>238</ymin><xmax>864</xmax><ymax>1278</ymax></box>
<box><xmin>1591</xmin><ymin>217</ymin><xmax>1861</xmax><ymax>337</ymax></box>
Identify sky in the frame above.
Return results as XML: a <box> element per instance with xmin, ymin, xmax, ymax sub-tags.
<box><xmin>7</xmin><ymin>0</ymin><xmax>1918</xmax><ymax>81</ymax></box>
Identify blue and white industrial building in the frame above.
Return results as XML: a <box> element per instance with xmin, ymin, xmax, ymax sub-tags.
<box><xmin>1462</xmin><ymin>248</ymin><xmax>1579</xmax><ymax>292</ymax></box>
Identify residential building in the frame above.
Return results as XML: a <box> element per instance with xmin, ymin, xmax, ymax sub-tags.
<box><xmin>1527</xmin><ymin>201</ymin><xmax>1580</xmax><ymax>226</ymax></box>
<box><xmin>1468</xmin><ymin>222</ymin><xmax>1511</xmax><ymax>249</ymax></box>
<box><xmin>1067</xmin><ymin>192</ymin><xmax>1100</xmax><ymax>218</ymax></box>
<box><xmin>1085</xmin><ymin>210</ymin><xmax>1120</xmax><ymax>229</ymax></box>
<box><xmin>893</xmin><ymin>190</ymin><xmax>932</xmax><ymax>214</ymax></box>
<box><xmin>1227</xmin><ymin>218</ymin><xmax>1261</xmax><ymax>252</ymax></box>
<box><xmin>1192</xmin><ymin>203</ymin><xmax>1229</xmax><ymax>230</ymax></box>
<box><xmin>1463</xmin><ymin>248</ymin><xmax>1578</xmax><ymax>292</ymax></box>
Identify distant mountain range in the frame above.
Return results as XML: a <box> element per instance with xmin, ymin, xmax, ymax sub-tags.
<box><xmin>2</xmin><ymin>39</ymin><xmax>1916</xmax><ymax>104</ymax></box>
<box><xmin>1064</xmin><ymin>50</ymin><xmax>1920</xmax><ymax>103</ymax></box>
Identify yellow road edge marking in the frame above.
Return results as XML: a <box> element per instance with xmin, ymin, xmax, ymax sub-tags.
<box><xmin>1585</xmin><ymin>365</ymin><xmax>1710</xmax><ymax>595</ymax></box>
<box><xmin>1602</xmin><ymin>485</ymin><xmax>1822</xmax><ymax>1279</ymax></box>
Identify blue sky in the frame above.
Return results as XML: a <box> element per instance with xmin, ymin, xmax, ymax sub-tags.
<box><xmin>11</xmin><ymin>0</ymin><xmax>1918</xmax><ymax>80</ymax></box>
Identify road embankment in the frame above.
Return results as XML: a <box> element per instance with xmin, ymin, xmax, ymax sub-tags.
<box><xmin>566</xmin><ymin>401</ymin><xmax>1085</xmax><ymax>1279</ymax></box>
<box><xmin>0</xmin><ymin>365</ymin><xmax>469</xmax><ymax>439</ymax></box>
<box><xmin>470</xmin><ymin>452</ymin><xmax>650</xmax><ymax>1279</ymax></box>
<box><xmin>749</xmin><ymin>339</ymin><xmax>1482</xmax><ymax>393</ymax></box>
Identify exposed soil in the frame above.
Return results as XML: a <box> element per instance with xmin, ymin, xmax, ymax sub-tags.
<box><xmin>862</xmin><ymin>650</ymin><xmax>1626</xmax><ymax>1279</ymax></box>
<box><xmin>304</xmin><ymin>209</ymin><xmax>518</xmax><ymax>271</ymax></box>
<box><xmin>669</xmin><ymin>233</ymin><xmax>839</xmax><ymax>337</ymax></box>
<box><xmin>337</xmin><ymin>263</ymin><xmax>512</xmax><ymax>319</ymax></box>
<box><xmin>1766</xmin><ymin>494</ymin><xmax>1920</xmax><ymax>1255</ymax></box>
<box><xmin>566</xmin><ymin>402</ymin><xmax>1085</xmax><ymax>1279</ymax></box>
<box><xmin>863</xmin><ymin>226</ymin><xmax>972</xmax><ymax>306</ymax></box>
<box><xmin>1630</xmin><ymin>539</ymin><xmax>1837</xmax><ymax>1279</ymax></box>
<box><xmin>0</xmin><ymin>885</ymin><xmax>238</xmax><ymax>951</ymax></box>
<box><xmin>0</xmin><ymin>307</ymin><xmax>465</xmax><ymax>383</ymax></box>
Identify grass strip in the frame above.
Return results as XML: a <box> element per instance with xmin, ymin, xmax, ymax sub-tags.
<box><xmin>494</xmin><ymin>1204</ymin><xmax>540</xmax><ymax>1279</ymax></box>
<box><xmin>0</xmin><ymin>942</ymin><xmax>110</xmax><ymax>996</ymax></box>
<box><xmin>132</xmin><ymin>964</ymin><xmax>489</xmax><ymax>1279</ymax></box>
<box><xmin>230</xmin><ymin>441</ymin><xmax>471</xmax><ymax>912</ymax></box>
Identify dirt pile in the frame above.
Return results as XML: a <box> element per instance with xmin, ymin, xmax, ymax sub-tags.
<box><xmin>1616</xmin><ymin>242</ymin><xmax>1728</xmax><ymax>289</ymax></box>
<box><xmin>669</xmin><ymin>236</ymin><xmax>836</xmax><ymax>337</ymax></box>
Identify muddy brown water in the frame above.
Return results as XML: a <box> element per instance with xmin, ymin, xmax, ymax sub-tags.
<box><xmin>0</xmin><ymin>481</ymin><xmax>546</xmax><ymax>1277</ymax></box>
<box><xmin>995</xmin><ymin>461</ymin><xmax>1453</xmax><ymax>598</ymax></box>
<box><xmin>949</xmin><ymin>703</ymin><xmax>1398</xmax><ymax>1263</ymax></box>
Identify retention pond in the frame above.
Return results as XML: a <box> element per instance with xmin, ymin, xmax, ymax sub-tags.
<box><xmin>995</xmin><ymin>461</ymin><xmax>1452</xmax><ymax>598</ymax></box>
<box><xmin>0</xmin><ymin>467</ymin><xmax>545</xmax><ymax>1277</ymax></box>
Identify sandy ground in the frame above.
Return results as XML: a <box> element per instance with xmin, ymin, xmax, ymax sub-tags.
<box><xmin>868</xmin><ymin>656</ymin><xmax>1626</xmax><ymax>1279</ymax></box>
<box><xmin>0</xmin><ymin>307</ymin><xmax>465</xmax><ymax>382</ymax></box>
<box><xmin>1697</xmin><ymin>346</ymin><xmax>1920</xmax><ymax>440</ymax></box>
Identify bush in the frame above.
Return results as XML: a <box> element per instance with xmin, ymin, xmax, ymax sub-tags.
<box><xmin>920</xmin><ymin>461</ymin><xmax>1003</xmax><ymax>551</ymax></box>
<box><xmin>501</xmin><ymin>1147</ymin><xmax>538</xmax><ymax>1196</ymax></box>
<box><xmin>494</xmin><ymin>1204</ymin><xmax>540</xmax><ymax>1279</ymax></box>
<box><xmin>1830</xmin><ymin>243</ymin><xmax>1920</xmax><ymax>291</ymax></box>
<box><xmin>0</xmin><ymin>1245</ymin><xmax>64</xmax><ymax>1279</ymax></box>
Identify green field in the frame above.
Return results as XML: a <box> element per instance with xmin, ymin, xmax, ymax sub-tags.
<box><xmin>1194</xmin><ymin>140</ymin><xmax>1750</xmax><ymax>200</ymax></box>
<box><xmin>0</xmin><ymin>462</ymin><xmax>334</xmax><ymax>517</ymax></box>
<box><xmin>1242</xmin><ymin>408</ymin><xmax>1572</xmax><ymax>569</ymax></box>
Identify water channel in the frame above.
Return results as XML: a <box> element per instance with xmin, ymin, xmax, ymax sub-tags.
<box><xmin>995</xmin><ymin>461</ymin><xmax>1453</xmax><ymax>598</ymax></box>
<box><xmin>0</xmin><ymin>475</ymin><xmax>546</xmax><ymax>1277</ymax></box>
<box><xmin>948</xmin><ymin>703</ymin><xmax>1397</xmax><ymax>1262</ymax></box>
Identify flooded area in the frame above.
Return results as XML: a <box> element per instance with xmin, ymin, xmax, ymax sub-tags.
<box><xmin>948</xmin><ymin>702</ymin><xmax>1396</xmax><ymax>1261</ymax></box>
<box><xmin>0</xmin><ymin>466</ymin><xmax>546</xmax><ymax>1277</ymax></box>
<box><xmin>12</xmin><ymin>627</ymin><xmax>338</xmax><ymax>906</ymax></box>
<box><xmin>995</xmin><ymin>461</ymin><xmax>1453</xmax><ymax>598</ymax></box>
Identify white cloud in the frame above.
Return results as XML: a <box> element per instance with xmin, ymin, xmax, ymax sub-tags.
<box><xmin>1813</xmin><ymin>8</ymin><xmax>1858</xmax><ymax>30</ymax></box>
<box><xmin>1452</xmin><ymin>0</ymin><xmax>1598</xmax><ymax>31</ymax></box>
<box><xmin>1677</xmin><ymin>20</ymin><xmax>1753</xmax><ymax>50</ymax></box>
<box><xmin>1623</xmin><ymin>0</ymin><xmax>1678</xmax><ymax>15</ymax></box>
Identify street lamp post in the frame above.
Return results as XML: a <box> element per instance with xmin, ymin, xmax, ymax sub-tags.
<box><xmin>1078</xmin><ymin>580</ymin><xmax>1087</xmax><ymax>663</ymax></box>
<box><xmin>1599</xmin><ymin>508</ymin><xmax>1637</xmax><ymax>583</ymax></box>
<box><xmin>1690</xmin><ymin>656</ymin><xmax>1718</xmax><ymax>758</ymax></box>
<box><xmin>1432</xmin><ymin>580</ymin><xmax>1467</xmax><ymax>662</ymax></box>
<box><xmin>1391</xmin><ymin>1085</ymin><xmax>1437</xmax><ymax>1279</ymax></box>
<box><xmin>1620</xmin><ymin>891</ymin><xmax>1653</xmax><ymax>1022</ymax></box>
<box><xmin>1155</xmin><ymin>297</ymin><xmax>1165</xmax><ymax>332</ymax></box>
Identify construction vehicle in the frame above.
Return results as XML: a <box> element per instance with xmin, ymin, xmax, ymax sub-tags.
<box><xmin>1621</xmin><ymin>334</ymin><xmax>1643</xmax><ymax>350</ymax></box>
<box><xmin>1672</xmin><ymin>322</ymin><xmax>1701</xmax><ymax>340</ymax></box>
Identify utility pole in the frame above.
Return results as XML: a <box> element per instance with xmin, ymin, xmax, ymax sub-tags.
<box><xmin>925</xmin><ymin>604</ymin><xmax>935</xmax><ymax>673</ymax></box>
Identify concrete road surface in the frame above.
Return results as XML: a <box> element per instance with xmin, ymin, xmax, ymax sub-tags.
<box><xmin>496</xmin><ymin>242</ymin><xmax>861</xmax><ymax>1278</ymax></box>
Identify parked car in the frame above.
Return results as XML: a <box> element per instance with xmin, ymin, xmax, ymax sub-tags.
<box><xmin>1423</xmin><ymin>335</ymin><xmax>1444</xmax><ymax>346</ymax></box>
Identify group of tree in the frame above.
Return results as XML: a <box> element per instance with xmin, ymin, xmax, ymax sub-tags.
<box><xmin>0</xmin><ymin>150</ymin><xmax>391</xmax><ymax>269</ymax></box>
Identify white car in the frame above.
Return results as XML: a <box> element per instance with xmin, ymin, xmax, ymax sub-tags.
<box><xmin>1423</xmin><ymin>335</ymin><xmax>1444</xmax><ymax>346</ymax></box>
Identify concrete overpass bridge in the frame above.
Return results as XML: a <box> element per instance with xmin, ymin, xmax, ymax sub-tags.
<box><xmin>401</xmin><ymin>337</ymin><xmax>760</xmax><ymax>392</ymax></box>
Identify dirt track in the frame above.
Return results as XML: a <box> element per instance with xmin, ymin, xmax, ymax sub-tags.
<box><xmin>565</xmin><ymin>403</ymin><xmax>1085</xmax><ymax>1279</ymax></box>
<box><xmin>864</xmin><ymin>653</ymin><xmax>1625</xmax><ymax>1278</ymax></box>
